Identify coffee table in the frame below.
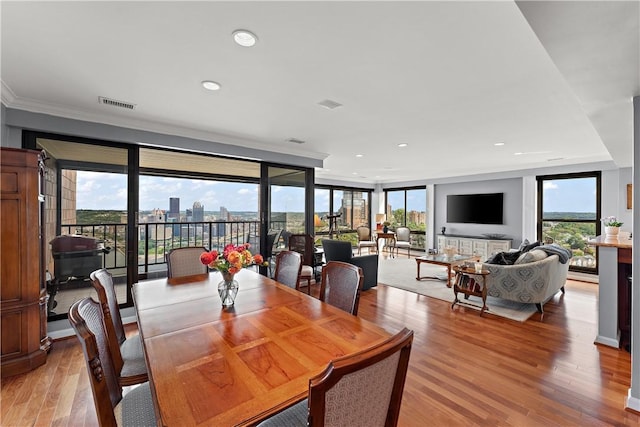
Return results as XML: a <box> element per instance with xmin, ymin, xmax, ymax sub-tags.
<box><xmin>415</xmin><ymin>254</ymin><xmax>477</xmax><ymax>287</ymax></box>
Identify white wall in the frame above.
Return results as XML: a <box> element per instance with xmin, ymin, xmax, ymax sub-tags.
<box><xmin>434</xmin><ymin>178</ymin><xmax>524</xmax><ymax>248</ymax></box>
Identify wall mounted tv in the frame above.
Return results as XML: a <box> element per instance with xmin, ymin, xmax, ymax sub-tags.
<box><xmin>446</xmin><ymin>193</ymin><xmax>504</xmax><ymax>224</ymax></box>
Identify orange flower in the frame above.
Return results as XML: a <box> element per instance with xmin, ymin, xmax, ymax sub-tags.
<box><xmin>227</xmin><ymin>251</ymin><xmax>241</xmax><ymax>264</ymax></box>
<box><xmin>253</xmin><ymin>254</ymin><xmax>264</xmax><ymax>265</ymax></box>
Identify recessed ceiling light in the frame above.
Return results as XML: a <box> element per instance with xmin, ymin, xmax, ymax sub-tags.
<box><xmin>494</xmin><ymin>142</ymin><xmax>505</xmax><ymax>146</ymax></box>
<box><xmin>356</xmin><ymin>154</ymin><xmax>363</xmax><ymax>158</ymax></box>
<box><xmin>514</xmin><ymin>152</ymin><xmax>523</xmax><ymax>156</ymax></box>
<box><xmin>398</xmin><ymin>143</ymin><xmax>408</xmax><ymax>148</ymax></box>
<box><xmin>232</xmin><ymin>29</ymin><xmax>258</xmax><ymax>47</ymax></box>
<box><xmin>201</xmin><ymin>81</ymin><xmax>221</xmax><ymax>91</ymax></box>
<box><xmin>352</xmin><ymin>172</ymin><xmax>358</xmax><ymax>175</ymax></box>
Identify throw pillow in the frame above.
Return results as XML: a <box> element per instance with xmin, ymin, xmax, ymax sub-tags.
<box><xmin>517</xmin><ymin>239</ymin><xmax>530</xmax><ymax>251</ymax></box>
<box><xmin>518</xmin><ymin>239</ymin><xmax>540</xmax><ymax>253</ymax></box>
<box><xmin>514</xmin><ymin>249</ymin><xmax>548</xmax><ymax>265</ymax></box>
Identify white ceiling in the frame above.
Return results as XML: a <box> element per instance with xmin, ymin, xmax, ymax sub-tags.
<box><xmin>1</xmin><ymin>1</ymin><xmax>638</xmax><ymax>185</ymax></box>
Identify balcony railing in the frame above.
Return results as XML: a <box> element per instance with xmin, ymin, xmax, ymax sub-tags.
<box><xmin>57</xmin><ymin>220</ymin><xmax>263</xmax><ymax>276</ymax></box>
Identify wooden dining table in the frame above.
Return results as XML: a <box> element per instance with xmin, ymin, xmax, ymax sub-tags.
<box><xmin>132</xmin><ymin>268</ymin><xmax>393</xmax><ymax>426</ymax></box>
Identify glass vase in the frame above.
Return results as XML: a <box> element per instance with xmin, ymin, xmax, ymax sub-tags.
<box><xmin>218</xmin><ymin>272</ymin><xmax>239</xmax><ymax>307</ymax></box>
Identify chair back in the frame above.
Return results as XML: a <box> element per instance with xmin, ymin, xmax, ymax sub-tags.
<box><xmin>395</xmin><ymin>227</ymin><xmax>411</xmax><ymax>242</ymax></box>
<box><xmin>264</xmin><ymin>229</ymin><xmax>282</xmax><ymax>260</ymax></box>
<box><xmin>69</xmin><ymin>297</ymin><xmax>122</xmax><ymax>426</ymax></box>
<box><xmin>356</xmin><ymin>226</ymin><xmax>372</xmax><ymax>242</ymax></box>
<box><xmin>308</xmin><ymin>328</ymin><xmax>414</xmax><ymax>427</ymax></box>
<box><xmin>320</xmin><ymin>261</ymin><xmax>363</xmax><ymax>315</ymax></box>
<box><xmin>274</xmin><ymin>250</ymin><xmax>303</xmax><ymax>289</ymax></box>
<box><xmin>289</xmin><ymin>234</ymin><xmax>314</xmax><ymax>266</ymax></box>
<box><xmin>321</xmin><ymin>239</ymin><xmax>354</xmax><ymax>263</ymax></box>
<box><xmin>166</xmin><ymin>246</ymin><xmax>208</xmax><ymax>278</ymax></box>
<box><xmin>90</xmin><ymin>268</ymin><xmax>126</xmax><ymax>375</ymax></box>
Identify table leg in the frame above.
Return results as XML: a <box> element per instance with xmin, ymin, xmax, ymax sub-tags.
<box><xmin>446</xmin><ymin>265</ymin><xmax>452</xmax><ymax>288</ymax></box>
<box><xmin>416</xmin><ymin>261</ymin><xmax>421</xmax><ymax>280</ymax></box>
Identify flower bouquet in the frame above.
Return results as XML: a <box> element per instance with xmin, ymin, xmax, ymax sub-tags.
<box><xmin>200</xmin><ymin>243</ymin><xmax>267</xmax><ymax>307</ymax></box>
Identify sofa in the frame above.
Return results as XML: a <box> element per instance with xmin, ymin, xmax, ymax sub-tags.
<box><xmin>483</xmin><ymin>247</ymin><xmax>570</xmax><ymax>312</ymax></box>
<box><xmin>321</xmin><ymin>239</ymin><xmax>378</xmax><ymax>290</ymax></box>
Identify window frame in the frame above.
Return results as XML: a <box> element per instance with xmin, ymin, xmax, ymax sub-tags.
<box><xmin>536</xmin><ymin>171</ymin><xmax>601</xmax><ymax>274</ymax></box>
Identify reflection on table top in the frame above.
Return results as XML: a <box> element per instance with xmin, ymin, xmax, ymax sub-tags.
<box><xmin>416</xmin><ymin>254</ymin><xmax>475</xmax><ymax>264</ymax></box>
<box><xmin>132</xmin><ymin>269</ymin><xmax>392</xmax><ymax>426</ymax></box>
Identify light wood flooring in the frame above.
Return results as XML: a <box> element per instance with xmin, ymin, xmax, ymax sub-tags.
<box><xmin>2</xmin><ymin>269</ymin><xmax>640</xmax><ymax>426</ymax></box>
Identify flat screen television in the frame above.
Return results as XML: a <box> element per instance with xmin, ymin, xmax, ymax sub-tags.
<box><xmin>446</xmin><ymin>193</ymin><xmax>504</xmax><ymax>224</ymax></box>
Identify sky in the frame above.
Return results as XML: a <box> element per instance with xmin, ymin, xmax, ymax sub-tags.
<box><xmin>76</xmin><ymin>171</ymin><xmax>596</xmax><ymax>213</ymax></box>
<box><xmin>76</xmin><ymin>171</ymin><xmax>303</xmax><ymax>212</ymax></box>
<box><xmin>542</xmin><ymin>178</ymin><xmax>596</xmax><ymax>212</ymax></box>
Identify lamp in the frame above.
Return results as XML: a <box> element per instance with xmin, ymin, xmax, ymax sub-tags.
<box><xmin>375</xmin><ymin>214</ymin><xmax>386</xmax><ymax>230</ymax></box>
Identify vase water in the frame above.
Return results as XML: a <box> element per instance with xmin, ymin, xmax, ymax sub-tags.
<box><xmin>218</xmin><ymin>272</ymin><xmax>239</xmax><ymax>307</ymax></box>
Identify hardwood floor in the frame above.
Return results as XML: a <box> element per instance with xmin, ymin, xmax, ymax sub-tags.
<box><xmin>2</xmin><ymin>275</ymin><xmax>639</xmax><ymax>426</ymax></box>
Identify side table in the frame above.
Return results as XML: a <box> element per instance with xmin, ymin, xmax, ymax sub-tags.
<box><xmin>375</xmin><ymin>232</ymin><xmax>396</xmax><ymax>255</ymax></box>
<box><xmin>451</xmin><ymin>265</ymin><xmax>491</xmax><ymax>316</ymax></box>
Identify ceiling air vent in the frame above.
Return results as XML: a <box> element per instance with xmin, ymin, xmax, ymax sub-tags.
<box><xmin>287</xmin><ymin>138</ymin><xmax>306</xmax><ymax>144</ymax></box>
<box><xmin>317</xmin><ymin>99</ymin><xmax>343</xmax><ymax>110</ymax></box>
<box><xmin>98</xmin><ymin>96</ymin><xmax>136</xmax><ymax>110</ymax></box>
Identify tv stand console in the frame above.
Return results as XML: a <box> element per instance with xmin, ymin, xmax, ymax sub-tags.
<box><xmin>436</xmin><ymin>234</ymin><xmax>512</xmax><ymax>261</ymax></box>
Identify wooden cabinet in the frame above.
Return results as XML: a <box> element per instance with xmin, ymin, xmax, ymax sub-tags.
<box><xmin>1</xmin><ymin>148</ymin><xmax>51</xmax><ymax>377</ymax></box>
<box><xmin>437</xmin><ymin>235</ymin><xmax>512</xmax><ymax>260</ymax></box>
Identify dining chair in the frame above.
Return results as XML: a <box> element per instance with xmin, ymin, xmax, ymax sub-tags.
<box><xmin>273</xmin><ymin>250</ymin><xmax>303</xmax><ymax>291</ymax></box>
<box><xmin>256</xmin><ymin>327</ymin><xmax>414</xmax><ymax>427</ymax></box>
<box><xmin>319</xmin><ymin>261</ymin><xmax>363</xmax><ymax>315</ymax></box>
<box><xmin>264</xmin><ymin>229</ymin><xmax>283</xmax><ymax>277</ymax></box>
<box><xmin>166</xmin><ymin>246</ymin><xmax>208</xmax><ymax>278</ymax></box>
<box><xmin>390</xmin><ymin>227</ymin><xmax>411</xmax><ymax>258</ymax></box>
<box><xmin>69</xmin><ymin>297</ymin><xmax>157</xmax><ymax>427</ymax></box>
<box><xmin>289</xmin><ymin>234</ymin><xmax>316</xmax><ymax>294</ymax></box>
<box><xmin>90</xmin><ymin>269</ymin><xmax>148</xmax><ymax>387</ymax></box>
<box><xmin>356</xmin><ymin>226</ymin><xmax>378</xmax><ymax>255</ymax></box>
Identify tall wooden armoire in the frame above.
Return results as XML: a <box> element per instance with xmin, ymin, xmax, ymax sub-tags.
<box><xmin>1</xmin><ymin>147</ymin><xmax>51</xmax><ymax>377</ymax></box>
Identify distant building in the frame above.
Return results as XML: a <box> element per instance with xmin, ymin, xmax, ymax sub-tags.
<box><xmin>220</xmin><ymin>206</ymin><xmax>230</xmax><ymax>221</ymax></box>
<box><xmin>168</xmin><ymin>197</ymin><xmax>180</xmax><ymax>221</ymax></box>
<box><xmin>193</xmin><ymin>201</ymin><xmax>204</xmax><ymax>222</ymax></box>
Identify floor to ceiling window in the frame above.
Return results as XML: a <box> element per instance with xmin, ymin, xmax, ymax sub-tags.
<box><xmin>537</xmin><ymin>172</ymin><xmax>600</xmax><ymax>273</ymax></box>
<box><xmin>26</xmin><ymin>134</ymin><xmax>313</xmax><ymax>322</ymax></box>
<box><xmin>315</xmin><ymin>186</ymin><xmax>371</xmax><ymax>245</ymax></box>
<box><xmin>384</xmin><ymin>186</ymin><xmax>427</xmax><ymax>250</ymax></box>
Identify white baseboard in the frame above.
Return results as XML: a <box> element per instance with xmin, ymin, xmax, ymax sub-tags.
<box><xmin>626</xmin><ymin>389</ymin><xmax>640</xmax><ymax>412</ymax></box>
<box><xmin>594</xmin><ymin>335</ymin><xmax>620</xmax><ymax>348</ymax></box>
<box><xmin>567</xmin><ymin>271</ymin><xmax>598</xmax><ymax>283</ymax></box>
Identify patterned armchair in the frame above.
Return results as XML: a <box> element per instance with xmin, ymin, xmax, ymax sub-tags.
<box><xmin>483</xmin><ymin>254</ymin><xmax>569</xmax><ymax>312</ymax></box>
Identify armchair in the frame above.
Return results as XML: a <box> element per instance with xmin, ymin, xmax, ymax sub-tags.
<box><xmin>321</xmin><ymin>239</ymin><xmax>378</xmax><ymax>290</ymax></box>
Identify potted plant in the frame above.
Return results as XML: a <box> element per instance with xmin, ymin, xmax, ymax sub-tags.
<box><xmin>602</xmin><ymin>216</ymin><xmax>623</xmax><ymax>238</ymax></box>
<box><xmin>383</xmin><ymin>221</ymin><xmax>391</xmax><ymax>233</ymax></box>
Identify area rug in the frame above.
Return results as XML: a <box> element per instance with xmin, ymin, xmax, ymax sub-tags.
<box><xmin>378</xmin><ymin>258</ymin><xmax>538</xmax><ymax>322</ymax></box>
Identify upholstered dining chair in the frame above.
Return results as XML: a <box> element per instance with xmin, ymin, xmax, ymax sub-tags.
<box><xmin>166</xmin><ymin>246</ymin><xmax>208</xmax><ymax>278</ymax></box>
<box><xmin>90</xmin><ymin>269</ymin><xmax>148</xmax><ymax>386</ymax></box>
<box><xmin>289</xmin><ymin>234</ymin><xmax>316</xmax><ymax>294</ymax></box>
<box><xmin>69</xmin><ymin>297</ymin><xmax>157</xmax><ymax>427</ymax></box>
<box><xmin>274</xmin><ymin>250</ymin><xmax>303</xmax><ymax>291</ymax></box>
<box><xmin>356</xmin><ymin>226</ymin><xmax>378</xmax><ymax>255</ymax></box>
<box><xmin>319</xmin><ymin>261</ymin><xmax>363</xmax><ymax>315</ymax></box>
<box><xmin>390</xmin><ymin>227</ymin><xmax>411</xmax><ymax>258</ymax></box>
<box><xmin>256</xmin><ymin>327</ymin><xmax>414</xmax><ymax>427</ymax></box>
